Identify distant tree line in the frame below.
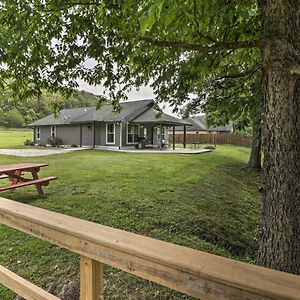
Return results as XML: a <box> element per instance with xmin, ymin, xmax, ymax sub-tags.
<box><xmin>0</xmin><ymin>90</ymin><xmax>98</xmax><ymax>128</ymax></box>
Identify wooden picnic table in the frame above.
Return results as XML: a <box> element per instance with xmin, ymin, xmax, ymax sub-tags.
<box><xmin>0</xmin><ymin>163</ymin><xmax>57</xmax><ymax>195</ymax></box>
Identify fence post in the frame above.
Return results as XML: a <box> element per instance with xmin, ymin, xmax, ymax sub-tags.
<box><xmin>80</xmin><ymin>256</ymin><xmax>104</xmax><ymax>300</ymax></box>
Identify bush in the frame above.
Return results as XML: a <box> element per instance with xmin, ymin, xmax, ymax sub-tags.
<box><xmin>24</xmin><ymin>139</ymin><xmax>35</xmax><ymax>146</ymax></box>
<box><xmin>47</xmin><ymin>136</ymin><xmax>63</xmax><ymax>147</ymax></box>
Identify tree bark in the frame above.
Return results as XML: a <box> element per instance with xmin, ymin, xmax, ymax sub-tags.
<box><xmin>248</xmin><ymin>113</ymin><xmax>262</xmax><ymax>171</ymax></box>
<box><xmin>258</xmin><ymin>0</ymin><xmax>300</xmax><ymax>274</ymax></box>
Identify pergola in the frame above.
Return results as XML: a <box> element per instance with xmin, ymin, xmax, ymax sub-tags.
<box><xmin>130</xmin><ymin>108</ymin><xmax>192</xmax><ymax>150</ymax></box>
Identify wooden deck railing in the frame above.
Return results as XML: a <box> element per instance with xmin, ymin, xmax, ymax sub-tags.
<box><xmin>0</xmin><ymin>196</ymin><xmax>300</xmax><ymax>300</ymax></box>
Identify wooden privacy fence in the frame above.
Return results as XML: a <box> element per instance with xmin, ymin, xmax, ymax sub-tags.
<box><xmin>0</xmin><ymin>197</ymin><xmax>300</xmax><ymax>300</ymax></box>
<box><xmin>171</xmin><ymin>133</ymin><xmax>252</xmax><ymax>147</ymax></box>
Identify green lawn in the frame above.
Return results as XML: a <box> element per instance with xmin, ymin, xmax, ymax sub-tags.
<box><xmin>0</xmin><ymin>146</ymin><xmax>261</xmax><ymax>299</ymax></box>
<box><xmin>0</xmin><ymin>130</ymin><xmax>32</xmax><ymax>148</ymax></box>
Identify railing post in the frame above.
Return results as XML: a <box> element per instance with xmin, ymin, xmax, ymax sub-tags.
<box><xmin>80</xmin><ymin>256</ymin><xmax>104</xmax><ymax>300</ymax></box>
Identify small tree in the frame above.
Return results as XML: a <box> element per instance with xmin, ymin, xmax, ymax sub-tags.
<box><xmin>4</xmin><ymin>108</ymin><xmax>25</xmax><ymax>128</ymax></box>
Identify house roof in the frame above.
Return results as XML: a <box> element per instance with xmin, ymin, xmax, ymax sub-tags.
<box><xmin>28</xmin><ymin>107</ymin><xmax>95</xmax><ymax>126</ymax></box>
<box><xmin>176</xmin><ymin>115</ymin><xmax>232</xmax><ymax>132</ymax></box>
<box><xmin>28</xmin><ymin>99</ymin><xmax>154</xmax><ymax>126</ymax></box>
<box><xmin>130</xmin><ymin>108</ymin><xmax>192</xmax><ymax>126</ymax></box>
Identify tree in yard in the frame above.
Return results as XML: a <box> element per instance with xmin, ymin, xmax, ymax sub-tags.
<box><xmin>0</xmin><ymin>0</ymin><xmax>299</xmax><ymax>273</ymax></box>
<box><xmin>4</xmin><ymin>108</ymin><xmax>25</xmax><ymax>128</ymax></box>
<box><xmin>182</xmin><ymin>74</ymin><xmax>263</xmax><ymax>170</ymax></box>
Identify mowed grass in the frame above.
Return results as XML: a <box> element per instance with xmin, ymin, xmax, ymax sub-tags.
<box><xmin>0</xmin><ymin>146</ymin><xmax>261</xmax><ymax>299</ymax></box>
<box><xmin>0</xmin><ymin>130</ymin><xmax>32</xmax><ymax>148</ymax></box>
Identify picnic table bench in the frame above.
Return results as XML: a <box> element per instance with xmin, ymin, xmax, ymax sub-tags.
<box><xmin>0</xmin><ymin>163</ymin><xmax>57</xmax><ymax>195</ymax></box>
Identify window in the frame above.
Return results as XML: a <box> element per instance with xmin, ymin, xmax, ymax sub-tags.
<box><xmin>127</xmin><ymin>124</ymin><xmax>139</xmax><ymax>143</ymax></box>
<box><xmin>36</xmin><ymin>127</ymin><xmax>40</xmax><ymax>140</ymax></box>
<box><xmin>106</xmin><ymin>123</ymin><xmax>115</xmax><ymax>144</ymax></box>
<box><xmin>51</xmin><ymin>126</ymin><xmax>56</xmax><ymax>139</ymax></box>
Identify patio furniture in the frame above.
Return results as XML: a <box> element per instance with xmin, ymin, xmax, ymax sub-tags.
<box><xmin>0</xmin><ymin>163</ymin><xmax>57</xmax><ymax>195</ymax></box>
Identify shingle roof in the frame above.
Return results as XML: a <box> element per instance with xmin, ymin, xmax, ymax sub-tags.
<box><xmin>177</xmin><ymin>115</ymin><xmax>232</xmax><ymax>132</ymax></box>
<box><xmin>28</xmin><ymin>99</ymin><xmax>154</xmax><ymax>126</ymax></box>
<box><xmin>28</xmin><ymin>107</ymin><xmax>95</xmax><ymax>126</ymax></box>
<box><xmin>131</xmin><ymin>108</ymin><xmax>192</xmax><ymax>126</ymax></box>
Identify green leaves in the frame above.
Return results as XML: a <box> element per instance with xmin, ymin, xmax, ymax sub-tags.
<box><xmin>0</xmin><ymin>0</ymin><xmax>259</xmax><ymax>116</ymax></box>
<box><xmin>139</xmin><ymin>0</ymin><xmax>165</xmax><ymax>34</ymax></box>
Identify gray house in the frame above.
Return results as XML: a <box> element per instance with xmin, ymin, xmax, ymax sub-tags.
<box><xmin>29</xmin><ymin>99</ymin><xmax>191</xmax><ymax>149</ymax></box>
<box><xmin>176</xmin><ymin>115</ymin><xmax>233</xmax><ymax>134</ymax></box>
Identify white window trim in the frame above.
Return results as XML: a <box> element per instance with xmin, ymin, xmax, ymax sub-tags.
<box><xmin>51</xmin><ymin>126</ymin><xmax>56</xmax><ymax>139</ymax></box>
<box><xmin>36</xmin><ymin>126</ymin><xmax>41</xmax><ymax>140</ymax></box>
<box><xmin>127</xmin><ymin>124</ymin><xmax>140</xmax><ymax>144</ymax></box>
<box><xmin>106</xmin><ymin>123</ymin><xmax>115</xmax><ymax>145</ymax></box>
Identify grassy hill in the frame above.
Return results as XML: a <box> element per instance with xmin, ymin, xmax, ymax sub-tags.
<box><xmin>0</xmin><ymin>145</ymin><xmax>261</xmax><ymax>299</ymax></box>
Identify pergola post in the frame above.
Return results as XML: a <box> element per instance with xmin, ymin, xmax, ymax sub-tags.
<box><xmin>173</xmin><ymin>123</ymin><xmax>175</xmax><ymax>150</ymax></box>
<box><xmin>159</xmin><ymin>123</ymin><xmax>162</xmax><ymax>150</ymax></box>
<box><xmin>80</xmin><ymin>124</ymin><xmax>83</xmax><ymax>147</ymax></box>
<box><xmin>183</xmin><ymin>125</ymin><xmax>186</xmax><ymax>148</ymax></box>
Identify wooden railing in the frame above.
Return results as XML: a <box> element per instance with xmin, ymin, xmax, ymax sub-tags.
<box><xmin>0</xmin><ymin>196</ymin><xmax>300</xmax><ymax>300</ymax></box>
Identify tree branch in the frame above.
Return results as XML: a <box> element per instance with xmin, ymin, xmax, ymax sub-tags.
<box><xmin>218</xmin><ymin>63</ymin><xmax>262</xmax><ymax>79</ymax></box>
<box><xmin>140</xmin><ymin>37</ymin><xmax>258</xmax><ymax>52</ymax></box>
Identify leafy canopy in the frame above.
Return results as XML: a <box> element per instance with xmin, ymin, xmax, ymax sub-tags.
<box><xmin>0</xmin><ymin>1</ymin><xmax>260</xmax><ymax>112</ymax></box>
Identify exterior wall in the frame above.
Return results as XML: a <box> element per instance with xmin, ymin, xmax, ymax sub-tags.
<box><xmin>121</xmin><ymin>122</ymin><xmax>127</xmax><ymax>147</ymax></box>
<box><xmin>34</xmin><ymin>122</ymin><xmax>169</xmax><ymax>148</ymax></box>
<box><xmin>95</xmin><ymin>122</ymin><xmax>120</xmax><ymax>147</ymax></box>
<box><xmin>82</xmin><ymin>123</ymin><xmax>94</xmax><ymax>146</ymax></box>
<box><xmin>56</xmin><ymin>125</ymin><xmax>80</xmax><ymax>146</ymax></box>
<box><xmin>34</xmin><ymin>126</ymin><xmax>51</xmax><ymax>144</ymax></box>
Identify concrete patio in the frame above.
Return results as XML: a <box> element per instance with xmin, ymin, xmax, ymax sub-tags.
<box><xmin>95</xmin><ymin>146</ymin><xmax>213</xmax><ymax>154</ymax></box>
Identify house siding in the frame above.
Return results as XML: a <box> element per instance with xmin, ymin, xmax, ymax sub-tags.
<box><xmin>94</xmin><ymin>122</ymin><xmax>120</xmax><ymax>147</ymax></box>
<box><xmin>34</xmin><ymin>126</ymin><xmax>51</xmax><ymax>145</ymax></box>
<box><xmin>82</xmin><ymin>123</ymin><xmax>94</xmax><ymax>146</ymax></box>
<box><xmin>56</xmin><ymin>125</ymin><xmax>80</xmax><ymax>145</ymax></box>
<box><xmin>34</xmin><ymin>123</ymin><xmax>169</xmax><ymax>148</ymax></box>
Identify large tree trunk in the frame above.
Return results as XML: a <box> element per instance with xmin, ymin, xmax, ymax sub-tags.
<box><xmin>258</xmin><ymin>1</ymin><xmax>300</xmax><ymax>274</ymax></box>
<box><xmin>248</xmin><ymin>113</ymin><xmax>262</xmax><ymax>170</ymax></box>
